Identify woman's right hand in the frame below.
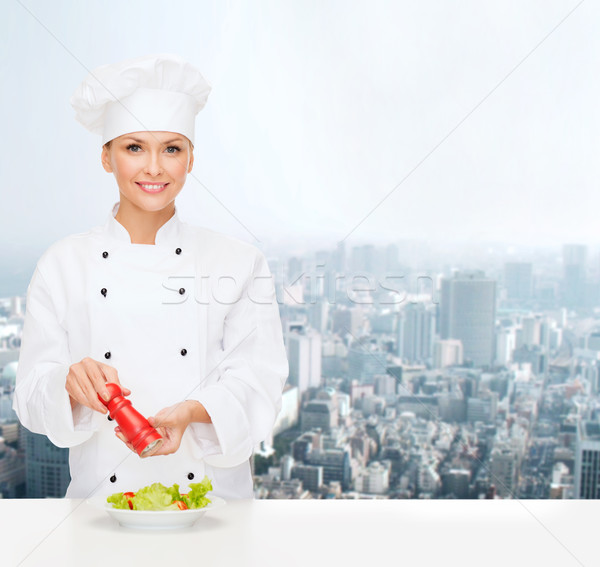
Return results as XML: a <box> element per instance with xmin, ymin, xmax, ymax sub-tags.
<box><xmin>66</xmin><ymin>357</ymin><xmax>131</xmax><ymax>414</ymax></box>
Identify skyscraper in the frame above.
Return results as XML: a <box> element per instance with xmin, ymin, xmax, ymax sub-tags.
<box><xmin>351</xmin><ymin>244</ymin><xmax>376</xmax><ymax>273</ymax></box>
<box><xmin>332</xmin><ymin>306</ymin><xmax>364</xmax><ymax>337</ymax></box>
<box><xmin>433</xmin><ymin>339</ymin><xmax>464</xmax><ymax>368</ymax></box>
<box><xmin>563</xmin><ymin>244</ymin><xmax>587</xmax><ymax>309</ymax></box>
<box><xmin>504</xmin><ymin>262</ymin><xmax>533</xmax><ymax>304</ymax></box>
<box><xmin>574</xmin><ymin>420</ymin><xmax>600</xmax><ymax>499</ymax></box>
<box><xmin>495</xmin><ymin>326</ymin><xmax>516</xmax><ymax>366</ymax></box>
<box><xmin>332</xmin><ymin>241</ymin><xmax>346</xmax><ymax>273</ymax></box>
<box><xmin>397</xmin><ymin>302</ymin><xmax>436</xmax><ymax>364</ymax></box>
<box><xmin>440</xmin><ymin>271</ymin><xmax>496</xmax><ymax>367</ymax></box>
<box><xmin>347</xmin><ymin>340</ymin><xmax>387</xmax><ymax>383</ymax></box>
<box><xmin>24</xmin><ymin>430</ymin><xmax>70</xmax><ymax>498</ymax></box>
<box><xmin>490</xmin><ymin>445</ymin><xmax>518</xmax><ymax>498</ymax></box>
<box><xmin>287</xmin><ymin>328</ymin><xmax>322</xmax><ymax>395</ymax></box>
<box><xmin>308</xmin><ymin>300</ymin><xmax>329</xmax><ymax>335</ymax></box>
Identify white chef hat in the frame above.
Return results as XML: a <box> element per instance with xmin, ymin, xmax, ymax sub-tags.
<box><xmin>70</xmin><ymin>53</ymin><xmax>211</xmax><ymax>145</ymax></box>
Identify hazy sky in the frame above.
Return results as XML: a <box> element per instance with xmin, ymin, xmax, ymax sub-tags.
<box><xmin>2</xmin><ymin>0</ymin><xmax>599</xmax><ymax>266</ymax></box>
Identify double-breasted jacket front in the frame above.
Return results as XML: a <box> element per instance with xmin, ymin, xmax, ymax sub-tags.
<box><xmin>14</xmin><ymin>203</ymin><xmax>289</xmax><ymax>499</ymax></box>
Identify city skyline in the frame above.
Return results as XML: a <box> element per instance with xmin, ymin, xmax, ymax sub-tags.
<box><xmin>3</xmin><ymin>0</ymin><xmax>600</xmax><ymax>503</ymax></box>
<box><xmin>4</xmin><ymin>232</ymin><xmax>600</xmax><ymax>296</ymax></box>
<box><xmin>4</xmin><ymin>234</ymin><xmax>600</xmax><ymax>499</ymax></box>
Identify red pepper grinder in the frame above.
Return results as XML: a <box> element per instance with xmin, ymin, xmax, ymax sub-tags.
<box><xmin>99</xmin><ymin>383</ymin><xmax>163</xmax><ymax>457</ymax></box>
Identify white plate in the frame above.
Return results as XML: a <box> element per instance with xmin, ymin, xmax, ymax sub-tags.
<box><xmin>88</xmin><ymin>495</ymin><xmax>226</xmax><ymax>530</ymax></box>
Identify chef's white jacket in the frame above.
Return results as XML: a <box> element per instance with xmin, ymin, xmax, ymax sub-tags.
<box><xmin>14</xmin><ymin>202</ymin><xmax>289</xmax><ymax>499</ymax></box>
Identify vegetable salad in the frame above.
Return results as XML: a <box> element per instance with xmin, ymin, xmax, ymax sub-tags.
<box><xmin>107</xmin><ymin>476</ymin><xmax>212</xmax><ymax>511</ymax></box>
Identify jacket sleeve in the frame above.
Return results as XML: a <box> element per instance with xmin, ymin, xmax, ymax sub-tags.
<box><xmin>187</xmin><ymin>250</ymin><xmax>289</xmax><ymax>468</ymax></box>
<box><xmin>13</xmin><ymin>266</ymin><xmax>96</xmax><ymax>448</ymax></box>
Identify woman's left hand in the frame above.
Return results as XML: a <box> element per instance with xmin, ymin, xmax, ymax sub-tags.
<box><xmin>114</xmin><ymin>401</ymin><xmax>196</xmax><ymax>457</ymax></box>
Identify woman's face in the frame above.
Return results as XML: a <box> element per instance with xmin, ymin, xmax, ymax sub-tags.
<box><xmin>101</xmin><ymin>131</ymin><xmax>194</xmax><ymax>214</ymax></box>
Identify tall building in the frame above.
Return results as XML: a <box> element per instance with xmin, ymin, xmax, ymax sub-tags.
<box><xmin>442</xmin><ymin>469</ymin><xmax>470</xmax><ymax>498</ymax></box>
<box><xmin>347</xmin><ymin>341</ymin><xmax>387</xmax><ymax>383</ymax></box>
<box><xmin>332</xmin><ymin>307</ymin><xmax>364</xmax><ymax>337</ymax></box>
<box><xmin>287</xmin><ymin>256</ymin><xmax>304</xmax><ymax>282</ymax></box>
<box><xmin>521</xmin><ymin>315</ymin><xmax>541</xmax><ymax>347</ymax></box>
<box><xmin>495</xmin><ymin>326</ymin><xmax>516</xmax><ymax>366</ymax></box>
<box><xmin>433</xmin><ymin>339</ymin><xmax>463</xmax><ymax>369</ymax></box>
<box><xmin>504</xmin><ymin>262</ymin><xmax>533</xmax><ymax>303</ymax></box>
<box><xmin>24</xmin><ymin>430</ymin><xmax>70</xmax><ymax>498</ymax></box>
<box><xmin>271</xmin><ymin>385</ymin><xmax>299</xmax><ymax>436</ymax></box>
<box><xmin>563</xmin><ymin>244</ymin><xmax>587</xmax><ymax>309</ymax></box>
<box><xmin>332</xmin><ymin>241</ymin><xmax>346</xmax><ymax>273</ymax></box>
<box><xmin>490</xmin><ymin>445</ymin><xmax>518</xmax><ymax>498</ymax></box>
<box><xmin>0</xmin><ymin>436</ymin><xmax>25</xmax><ymax>497</ymax></box>
<box><xmin>513</xmin><ymin>345</ymin><xmax>547</xmax><ymax>375</ymax></box>
<box><xmin>397</xmin><ymin>303</ymin><xmax>435</xmax><ymax>364</ymax></box>
<box><xmin>321</xmin><ymin>336</ymin><xmax>347</xmax><ymax>379</ymax></box>
<box><xmin>374</xmin><ymin>374</ymin><xmax>397</xmax><ymax>399</ymax></box>
<box><xmin>308</xmin><ymin>300</ymin><xmax>329</xmax><ymax>335</ymax></box>
<box><xmin>467</xmin><ymin>392</ymin><xmax>498</xmax><ymax>424</ymax></box>
<box><xmin>385</xmin><ymin>244</ymin><xmax>400</xmax><ymax>272</ymax></box>
<box><xmin>351</xmin><ymin>244</ymin><xmax>377</xmax><ymax>274</ymax></box>
<box><xmin>291</xmin><ymin>464</ymin><xmax>323</xmax><ymax>492</ymax></box>
<box><xmin>287</xmin><ymin>328</ymin><xmax>322</xmax><ymax>395</ymax></box>
<box><xmin>355</xmin><ymin>461</ymin><xmax>390</xmax><ymax>495</ymax></box>
<box><xmin>574</xmin><ymin>420</ymin><xmax>600</xmax><ymax>499</ymax></box>
<box><xmin>306</xmin><ymin>448</ymin><xmax>352</xmax><ymax>490</ymax></box>
<box><xmin>440</xmin><ymin>271</ymin><xmax>496</xmax><ymax>367</ymax></box>
<box><xmin>300</xmin><ymin>400</ymin><xmax>337</xmax><ymax>433</ymax></box>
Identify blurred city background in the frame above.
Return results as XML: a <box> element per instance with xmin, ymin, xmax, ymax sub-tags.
<box><xmin>3</xmin><ymin>238</ymin><xmax>600</xmax><ymax>500</ymax></box>
<box><xmin>2</xmin><ymin>1</ymin><xmax>599</xmax><ymax>500</ymax></box>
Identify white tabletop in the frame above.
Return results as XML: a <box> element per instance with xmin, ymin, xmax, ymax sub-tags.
<box><xmin>1</xmin><ymin>498</ymin><xmax>597</xmax><ymax>567</ymax></box>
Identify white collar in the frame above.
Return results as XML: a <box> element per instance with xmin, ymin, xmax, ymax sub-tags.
<box><xmin>104</xmin><ymin>201</ymin><xmax>182</xmax><ymax>246</ymax></box>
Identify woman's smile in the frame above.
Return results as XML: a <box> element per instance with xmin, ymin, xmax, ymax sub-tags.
<box><xmin>135</xmin><ymin>181</ymin><xmax>170</xmax><ymax>194</ymax></box>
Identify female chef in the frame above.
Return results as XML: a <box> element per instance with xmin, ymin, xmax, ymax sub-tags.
<box><xmin>13</xmin><ymin>54</ymin><xmax>289</xmax><ymax>500</ymax></box>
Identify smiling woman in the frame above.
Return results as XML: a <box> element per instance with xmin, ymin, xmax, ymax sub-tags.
<box><xmin>13</xmin><ymin>54</ymin><xmax>289</xmax><ymax>501</ymax></box>
<box><xmin>101</xmin><ymin>131</ymin><xmax>194</xmax><ymax>244</ymax></box>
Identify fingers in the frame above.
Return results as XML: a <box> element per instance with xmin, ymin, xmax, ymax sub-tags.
<box><xmin>84</xmin><ymin>359</ymin><xmax>111</xmax><ymax>402</ymax></box>
<box><xmin>79</xmin><ymin>375</ymin><xmax>109</xmax><ymax>413</ymax></box>
<box><xmin>112</xmin><ymin>405</ymin><xmax>183</xmax><ymax>458</ymax></box>
<box><xmin>68</xmin><ymin>378</ymin><xmax>100</xmax><ymax>412</ymax></box>
<box><xmin>66</xmin><ymin>362</ymin><xmax>107</xmax><ymax>413</ymax></box>
<box><xmin>98</xmin><ymin>363</ymin><xmax>124</xmax><ymax>390</ymax></box>
<box><xmin>148</xmin><ymin>444</ymin><xmax>166</xmax><ymax>457</ymax></box>
<box><xmin>147</xmin><ymin>432</ymin><xmax>176</xmax><ymax>457</ymax></box>
<box><xmin>149</xmin><ymin>414</ymin><xmax>166</xmax><ymax>427</ymax></box>
<box><xmin>98</xmin><ymin>363</ymin><xmax>132</xmax><ymax>396</ymax></box>
<box><xmin>150</xmin><ymin>403</ymin><xmax>186</xmax><ymax>427</ymax></box>
<box><xmin>143</xmin><ymin>415</ymin><xmax>184</xmax><ymax>457</ymax></box>
<box><xmin>66</xmin><ymin>358</ymin><xmax>132</xmax><ymax>415</ymax></box>
<box><xmin>148</xmin><ymin>409</ymin><xmax>170</xmax><ymax>428</ymax></box>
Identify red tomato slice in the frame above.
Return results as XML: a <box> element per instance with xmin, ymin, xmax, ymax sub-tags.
<box><xmin>175</xmin><ymin>500</ymin><xmax>188</xmax><ymax>510</ymax></box>
<box><xmin>123</xmin><ymin>492</ymin><xmax>135</xmax><ymax>510</ymax></box>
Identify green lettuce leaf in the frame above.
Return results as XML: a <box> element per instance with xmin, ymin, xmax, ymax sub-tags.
<box><xmin>165</xmin><ymin>483</ymin><xmax>182</xmax><ymax>502</ymax></box>
<box><xmin>133</xmin><ymin>482</ymin><xmax>178</xmax><ymax>511</ymax></box>
<box><xmin>186</xmin><ymin>476</ymin><xmax>213</xmax><ymax>509</ymax></box>
<box><xmin>106</xmin><ymin>492</ymin><xmax>129</xmax><ymax>510</ymax></box>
